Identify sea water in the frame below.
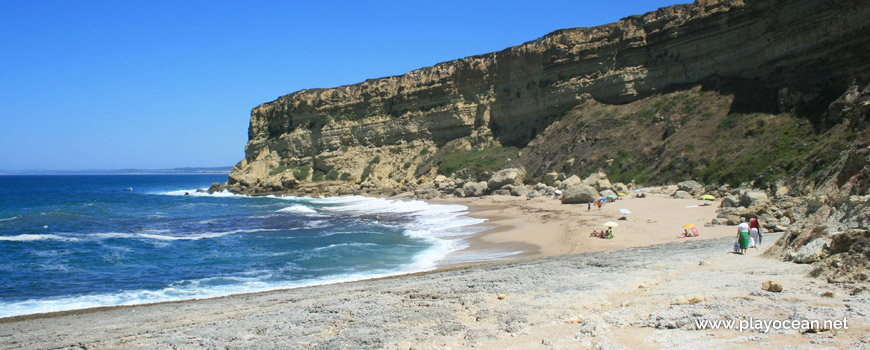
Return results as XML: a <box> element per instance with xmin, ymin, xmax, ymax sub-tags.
<box><xmin>0</xmin><ymin>175</ymin><xmax>488</xmax><ymax>317</ymax></box>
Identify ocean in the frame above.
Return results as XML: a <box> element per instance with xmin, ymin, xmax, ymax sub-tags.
<box><xmin>0</xmin><ymin>175</ymin><xmax>492</xmax><ymax>318</ymax></box>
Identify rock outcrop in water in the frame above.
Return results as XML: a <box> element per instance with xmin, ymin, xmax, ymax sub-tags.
<box><xmin>226</xmin><ymin>0</ymin><xmax>869</xmax><ymax>197</ymax></box>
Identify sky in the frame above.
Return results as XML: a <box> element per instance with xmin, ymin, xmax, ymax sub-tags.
<box><xmin>0</xmin><ymin>0</ymin><xmax>688</xmax><ymax>171</ymax></box>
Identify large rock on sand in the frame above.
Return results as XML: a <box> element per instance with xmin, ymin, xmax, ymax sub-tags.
<box><xmin>560</xmin><ymin>175</ymin><xmax>583</xmax><ymax>188</ymax></box>
<box><xmin>487</xmin><ymin>168</ymin><xmax>525</xmax><ymax>190</ymax></box>
<box><xmin>583</xmin><ymin>171</ymin><xmax>612</xmax><ymax>192</ymax></box>
<box><xmin>561</xmin><ymin>184</ymin><xmax>599</xmax><ymax>204</ymax></box>
<box><xmin>677</xmin><ymin>180</ymin><xmax>703</xmax><ymax>195</ymax></box>
<box><xmin>674</xmin><ymin>190</ymin><xmax>693</xmax><ymax>199</ymax></box>
<box><xmin>461</xmin><ymin>181</ymin><xmax>488</xmax><ymax>197</ymax></box>
<box><xmin>740</xmin><ymin>190</ymin><xmax>769</xmax><ymax>207</ymax></box>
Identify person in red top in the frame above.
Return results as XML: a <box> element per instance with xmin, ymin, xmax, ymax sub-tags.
<box><xmin>749</xmin><ymin>217</ymin><xmax>762</xmax><ymax>246</ymax></box>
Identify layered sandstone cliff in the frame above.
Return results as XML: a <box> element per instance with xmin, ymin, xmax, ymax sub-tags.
<box><xmin>227</xmin><ymin>0</ymin><xmax>870</xmax><ymax>195</ymax></box>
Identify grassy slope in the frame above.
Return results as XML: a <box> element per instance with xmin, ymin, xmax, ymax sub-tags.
<box><xmin>511</xmin><ymin>86</ymin><xmax>850</xmax><ymax>189</ymax></box>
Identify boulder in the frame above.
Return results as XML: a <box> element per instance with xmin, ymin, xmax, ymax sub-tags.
<box><xmin>721</xmin><ymin>195</ymin><xmax>740</xmax><ymax>208</ymax></box>
<box><xmin>487</xmin><ymin>168</ymin><xmax>525</xmax><ymax>190</ymax></box>
<box><xmin>561</xmin><ymin>184</ymin><xmax>599</xmax><ymax>204</ymax></box>
<box><xmin>612</xmin><ymin>182</ymin><xmax>629</xmax><ymax>194</ymax></box>
<box><xmin>543</xmin><ymin>172</ymin><xmax>561</xmax><ymax>186</ymax></box>
<box><xmin>775</xmin><ymin>185</ymin><xmax>790</xmax><ymax>198</ymax></box>
<box><xmin>561</xmin><ymin>175</ymin><xmax>583</xmax><ymax>188</ymax></box>
<box><xmin>762</xmin><ymin>280</ymin><xmax>783</xmax><ymax>292</ymax></box>
<box><xmin>510</xmin><ymin>185</ymin><xmax>530</xmax><ymax>197</ymax></box>
<box><xmin>582</xmin><ymin>171</ymin><xmax>612</xmax><ymax>192</ymax></box>
<box><xmin>673</xmin><ymin>190</ymin><xmax>693</xmax><ymax>199</ymax></box>
<box><xmin>493</xmin><ymin>189</ymin><xmax>512</xmax><ymax>196</ymax></box>
<box><xmin>461</xmin><ymin>181</ymin><xmax>488</xmax><ymax>197</ymax></box>
<box><xmin>434</xmin><ymin>175</ymin><xmax>448</xmax><ymax>183</ymax></box>
<box><xmin>533</xmin><ymin>183</ymin><xmax>547</xmax><ymax>191</ymax></box>
<box><xmin>677</xmin><ymin>180</ymin><xmax>703</xmax><ymax>195</ymax></box>
<box><xmin>791</xmin><ymin>238</ymin><xmax>827</xmax><ymax>263</ymax></box>
<box><xmin>207</xmin><ymin>182</ymin><xmax>223</xmax><ymax>194</ymax></box>
<box><xmin>739</xmin><ymin>190</ymin><xmax>769</xmax><ymax>207</ymax></box>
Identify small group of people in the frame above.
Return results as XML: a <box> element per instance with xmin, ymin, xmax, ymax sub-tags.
<box><xmin>589</xmin><ymin>228</ymin><xmax>614</xmax><ymax>239</ymax></box>
<box><xmin>735</xmin><ymin>217</ymin><xmax>763</xmax><ymax>254</ymax></box>
<box><xmin>634</xmin><ymin>192</ymin><xmax>646</xmax><ymax>198</ymax></box>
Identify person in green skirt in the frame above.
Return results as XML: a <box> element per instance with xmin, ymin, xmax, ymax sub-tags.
<box><xmin>736</xmin><ymin>217</ymin><xmax>750</xmax><ymax>254</ymax></box>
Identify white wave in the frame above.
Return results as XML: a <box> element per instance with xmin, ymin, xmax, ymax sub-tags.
<box><xmin>312</xmin><ymin>242</ymin><xmax>379</xmax><ymax>251</ymax></box>
<box><xmin>132</xmin><ymin>228</ymin><xmax>281</xmax><ymax>241</ymax></box>
<box><xmin>0</xmin><ymin>234</ymin><xmax>78</xmax><ymax>242</ymax></box>
<box><xmin>0</xmin><ymin>264</ymin><xmax>458</xmax><ymax>318</ymax></box>
<box><xmin>308</xmin><ymin>196</ymin><xmax>488</xmax><ymax>271</ymax></box>
<box><xmin>0</xmin><ymin>215</ymin><xmax>20</xmax><ymax>222</ymax></box>
<box><xmin>276</xmin><ymin>205</ymin><xmax>318</xmax><ymax>215</ymax></box>
<box><xmin>79</xmin><ymin>229</ymin><xmax>282</xmax><ymax>242</ymax></box>
<box><xmin>156</xmin><ymin>189</ymin><xmax>249</xmax><ymax>198</ymax></box>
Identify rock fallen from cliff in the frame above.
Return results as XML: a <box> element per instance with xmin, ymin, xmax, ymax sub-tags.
<box><xmin>460</xmin><ymin>181</ymin><xmax>488</xmax><ymax>197</ymax></box>
<box><xmin>677</xmin><ymin>180</ymin><xmax>703</xmax><ymax>196</ymax></box>
<box><xmin>739</xmin><ymin>190</ymin><xmax>769</xmax><ymax>207</ymax></box>
<box><xmin>612</xmin><ymin>182</ymin><xmax>629</xmax><ymax>195</ymax></box>
<box><xmin>673</xmin><ymin>190</ymin><xmax>693</xmax><ymax>200</ymax></box>
<box><xmin>560</xmin><ymin>175</ymin><xmax>583</xmax><ymax>189</ymax></box>
<box><xmin>561</xmin><ymin>184</ymin><xmax>599</xmax><ymax>204</ymax></box>
<box><xmin>762</xmin><ymin>280</ymin><xmax>783</xmax><ymax>292</ymax></box>
<box><xmin>510</xmin><ymin>185</ymin><xmax>530</xmax><ymax>197</ymax></box>
<box><xmin>487</xmin><ymin>168</ymin><xmax>526</xmax><ymax>191</ymax></box>
<box><xmin>721</xmin><ymin>195</ymin><xmax>740</xmax><ymax>208</ymax></box>
<box><xmin>788</xmin><ymin>238</ymin><xmax>827</xmax><ymax>264</ymax></box>
<box><xmin>582</xmin><ymin>171</ymin><xmax>612</xmax><ymax>192</ymax></box>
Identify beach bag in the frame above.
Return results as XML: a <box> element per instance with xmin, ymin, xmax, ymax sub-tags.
<box><xmin>733</xmin><ymin>242</ymin><xmax>740</xmax><ymax>253</ymax></box>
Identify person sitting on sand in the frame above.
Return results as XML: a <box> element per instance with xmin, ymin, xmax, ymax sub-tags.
<box><xmin>677</xmin><ymin>229</ymin><xmax>689</xmax><ymax>238</ymax></box>
<box><xmin>590</xmin><ymin>229</ymin><xmax>599</xmax><ymax>238</ymax></box>
<box><xmin>691</xmin><ymin>226</ymin><xmax>699</xmax><ymax>237</ymax></box>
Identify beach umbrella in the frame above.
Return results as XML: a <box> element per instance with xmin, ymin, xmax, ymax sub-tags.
<box><xmin>682</xmin><ymin>224</ymin><xmax>695</xmax><ymax>229</ymax></box>
<box><xmin>700</xmin><ymin>194</ymin><xmax>716</xmax><ymax>200</ymax></box>
<box><xmin>619</xmin><ymin>208</ymin><xmax>631</xmax><ymax>215</ymax></box>
<box><xmin>618</xmin><ymin>192</ymin><xmax>626</xmax><ymax>196</ymax></box>
<box><xmin>603</xmin><ymin>221</ymin><xmax>619</xmax><ymax>227</ymax></box>
<box><xmin>607</xmin><ymin>194</ymin><xmax>618</xmax><ymax>198</ymax></box>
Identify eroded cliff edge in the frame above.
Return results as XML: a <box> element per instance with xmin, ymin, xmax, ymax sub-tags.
<box><xmin>227</xmin><ymin>0</ymin><xmax>870</xmax><ymax>197</ymax></box>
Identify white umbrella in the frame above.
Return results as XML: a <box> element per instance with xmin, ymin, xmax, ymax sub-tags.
<box><xmin>603</xmin><ymin>221</ymin><xmax>619</xmax><ymax>227</ymax></box>
<box><xmin>619</xmin><ymin>209</ymin><xmax>631</xmax><ymax>215</ymax></box>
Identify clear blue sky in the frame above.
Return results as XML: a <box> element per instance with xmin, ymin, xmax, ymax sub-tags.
<box><xmin>0</xmin><ymin>0</ymin><xmax>688</xmax><ymax>171</ymax></box>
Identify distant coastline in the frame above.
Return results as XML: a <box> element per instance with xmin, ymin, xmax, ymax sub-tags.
<box><xmin>0</xmin><ymin>166</ymin><xmax>232</xmax><ymax>176</ymax></box>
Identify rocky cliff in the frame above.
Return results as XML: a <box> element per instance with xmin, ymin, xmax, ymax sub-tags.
<box><xmin>227</xmin><ymin>0</ymin><xmax>870</xmax><ymax>196</ymax></box>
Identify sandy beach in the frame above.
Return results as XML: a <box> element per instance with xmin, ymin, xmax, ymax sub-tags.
<box><xmin>434</xmin><ymin>192</ymin><xmax>738</xmax><ymax>264</ymax></box>
<box><xmin>1</xmin><ymin>194</ymin><xmax>868</xmax><ymax>349</ymax></box>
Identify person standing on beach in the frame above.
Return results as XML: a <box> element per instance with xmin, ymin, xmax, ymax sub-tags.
<box><xmin>588</xmin><ymin>202</ymin><xmax>591</xmax><ymax>212</ymax></box>
<box><xmin>749</xmin><ymin>217</ymin><xmax>762</xmax><ymax>246</ymax></box>
<box><xmin>736</xmin><ymin>217</ymin><xmax>750</xmax><ymax>254</ymax></box>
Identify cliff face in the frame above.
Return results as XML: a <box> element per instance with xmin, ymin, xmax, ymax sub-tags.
<box><xmin>228</xmin><ymin>0</ymin><xmax>870</xmax><ymax>195</ymax></box>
